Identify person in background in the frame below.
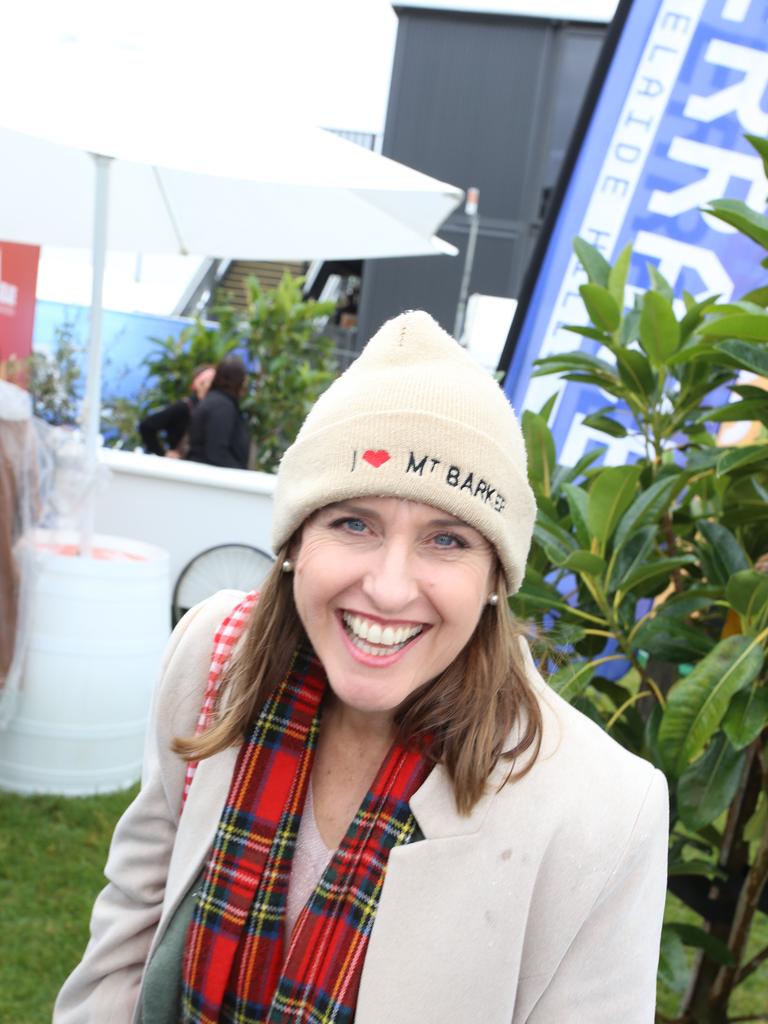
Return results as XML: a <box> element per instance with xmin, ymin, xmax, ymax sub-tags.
<box><xmin>55</xmin><ymin>312</ymin><xmax>668</xmax><ymax>1024</ymax></box>
<box><xmin>138</xmin><ymin>364</ymin><xmax>215</xmax><ymax>459</ymax></box>
<box><xmin>185</xmin><ymin>355</ymin><xmax>250</xmax><ymax>469</ymax></box>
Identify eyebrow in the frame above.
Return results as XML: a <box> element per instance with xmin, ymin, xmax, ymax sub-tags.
<box><xmin>326</xmin><ymin>502</ymin><xmax>473</xmax><ymax>530</ymax></box>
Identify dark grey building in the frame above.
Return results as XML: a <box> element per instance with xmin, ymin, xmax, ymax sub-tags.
<box><xmin>356</xmin><ymin>2</ymin><xmax>608</xmax><ymax>347</ymax></box>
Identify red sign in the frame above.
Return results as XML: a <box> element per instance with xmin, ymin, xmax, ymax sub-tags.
<box><xmin>0</xmin><ymin>241</ymin><xmax>40</xmax><ymax>364</ymax></box>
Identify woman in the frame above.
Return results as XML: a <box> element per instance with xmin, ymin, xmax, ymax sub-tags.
<box><xmin>186</xmin><ymin>356</ymin><xmax>250</xmax><ymax>469</ymax></box>
<box><xmin>55</xmin><ymin>311</ymin><xmax>668</xmax><ymax>1024</ymax></box>
<box><xmin>138</xmin><ymin>364</ymin><xmax>216</xmax><ymax>459</ymax></box>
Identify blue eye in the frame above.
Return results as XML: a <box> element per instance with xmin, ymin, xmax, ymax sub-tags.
<box><xmin>331</xmin><ymin>516</ymin><xmax>367</xmax><ymax>534</ymax></box>
<box><xmin>433</xmin><ymin>532</ymin><xmax>467</xmax><ymax>549</ymax></box>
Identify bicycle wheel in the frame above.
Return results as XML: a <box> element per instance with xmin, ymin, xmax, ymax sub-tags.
<box><xmin>172</xmin><ymin>544</ymin><xmax>275</xmax><ymax>626</ymax></box>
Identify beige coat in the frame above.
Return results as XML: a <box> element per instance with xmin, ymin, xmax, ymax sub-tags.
<box><xmin>54</xmin><ymin>590</ymin><xmax>669</xmax><ymax>1024</ymax></box>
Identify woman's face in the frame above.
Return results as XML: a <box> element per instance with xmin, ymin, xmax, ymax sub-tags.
<box><xmin>292</xmin><ymin>497</ymin><xmax>495</xmax><ymax>728</ymax></box>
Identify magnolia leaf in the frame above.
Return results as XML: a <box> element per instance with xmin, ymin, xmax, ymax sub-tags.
<box><xmin>617</xmin><ymin>556</ymin><xmax>696</xmax><ymax>599</ymax></box>
<box><xmin>551</xmin><ymin>447</ymin><xmax>604</xmax><ymax>491</ymax></box>
<box><xmin>522</xmin><ymin>410</ymin><xmax>555</xmax><ymax>498</ymax></box>
<box><xmin>667</xmin><ymin>859</ymin><xmax>722</xmax><ymax>879</ymax></box>
<box><xmin>716</xmin><ymin>339</ymin><xmax>768</xmax><ymax>376</ymax></box>
<box><xmin>699</xmin><ymin>313</ymin><xmax>768</xmax><ymax>342</ymax></box>
<box><xmin>677</xmin><ymin>735</ymin><xmax>746</xmax><ymax>831</ymax></box>
<box><xmin>613</xmin><ymin>473</ymin><xmax>684</xmax><ymax>553</ymax></box>
<box><xmin>725</xmin><ymin>570</ymin><xmax>768</xmax><ymax>620</ymax></box>
<box><xmin>745</xmin><ymin>133</ymin><xmax>768</xmax><ymax>174</ymax></box>
<box><xmin>587</xmin><ymin>465</ymin><xmax>643</xmax><ymax>550</ymax></box>
<box><xmin>608</xmin><ymin>242</ymin><xmax>632</xmax><ymax>309</ymax></box>
<box><xmin>698</xmin><ymin>398</ymin><xmax>768</xmax><ymax>426</ymax></box>
<box><xmin>744</xmin><ymin>792</ymin><xmax>767</xmax><ymax>843</ymax></box>
<box><xmin>679</xmin><ymin>294</ymin><xmax>720</xmax><ymax>341</ymax></box>
<box><xmin>697</xmin><ymin>520</ymin><xmax>750</xmax><ymax>583</ymax></box>
<box><xmin>722</xmin><ymin>686</ymin><xmax>768</xmax><ymax>750</ymax></box>
<box><xmin>538</xmin><ymin>391</ymin><xmax>558</xmax><ymax>424</ymax></box>
<box><xmin>741</xmin><ymin>285</ymin><xmax>768</xmax><ymax>307</ymax></box>
<box><xmin>664</xmin><ymin>923</ymin><xmax>736</xmax><ymax>966</ymax></box>
<box><xmin>648</xmin><ymin>264</ymin><xmax>674</xmax><ymax>303</ymax></box>
<box><xmin>561</xmin><ymin>483</ymin><xmax>591</xmax><ymax>548</ymax></box>
<box><xmin>619</xmin><ymin>308</ymin><xmax>641</xmax><ymax>347</ymax></box>
<box><xmin>615</xmin><ymin>348</ymin><xmax>655</xmax><ymax>398</ymax></box>
<box><xmin>704</xmin><ymin>199</ymin><xmax>768</xmax><ymax>249</ymax></box>
<box><xmin>562</xmin><ymin>325</ymin><xmax>612</xmax><ymax>343</ymax></box>
<box><xmin>633</xmin><ymin>616</ymin><xmax>714</xmax><ymax>662</ymax></box>
<box><xmin>658</xmin><ymin>927</ymin><xmax>690</xmax><ymax>994</ymax></box>
<box><xmin>573</xmin><ymin>237</ymin><xmax>610</xmax><ymax>287</ymax></box>
<box><xmin>659</xmin><ymin>635</ymin><xmax>765</xmax><ymax>774</ymax></box>
<box><xmin>549</xmin><ymin>661</ymin><xmax>595</xmax><ymax>702</ymax></box>
<box><xmin>560</xmin><ymin>550</ymin><xmax>607</xmax><ymax>576</ymax></box>
<box><xmin>579</xmin><ymin>283</ymin><xmax>621</xmax><ymax>333</ymax></box>
<box><xmin>581</xmin><ymin>412</ymin><xmax>627</xmax><ymax>438</ymax></box>
<box><xmin>716</xmin><ymin>444</ymin><xmax>768</xmax><ymax>477</ymax></box>
<box><xmin>607</xmin><ymin>525</ymin><xmax>656</xmax><ymax>594</ymax></box>
<box><xmin>512</xmin><ymin>577</ymin><xmax>575</xmax><ymax>619</ymax></box>
<box><xmin>640</xmin><ymin>290</ymin><xmax>680</xmax><ymax>366</ymax></box>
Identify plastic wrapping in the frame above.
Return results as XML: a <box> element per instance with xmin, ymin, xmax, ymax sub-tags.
<box><xmin>0</xmin><ymin>383</ymin><xmax>109</xmax><ymax>727</ymax></box>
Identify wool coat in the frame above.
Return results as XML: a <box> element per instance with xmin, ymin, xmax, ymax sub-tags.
<box><xmin>54</xmin><ymin>590</ymin><xmax>669</xmax><ymax>1024</ymax></box>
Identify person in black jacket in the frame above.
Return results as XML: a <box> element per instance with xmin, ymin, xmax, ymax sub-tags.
<box><xmin>138</xmin><ymin>364</ymin><xmax>215</xmax><ymax>458</ymax></box>
<box><xmin>186</xmin><ymin>356</ymin><xmax>250</xmax><ymax>469</ymax></box>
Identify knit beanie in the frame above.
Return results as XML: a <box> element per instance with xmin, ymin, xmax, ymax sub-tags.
<box><xmin>272</xmin><ymin>310</ymin><xmax>536</xmax><ymax>594</ymax></box>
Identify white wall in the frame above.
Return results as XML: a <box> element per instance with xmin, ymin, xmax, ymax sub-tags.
<box><xmin>93</xmin><ymin>449</ymin><xmax>276</xmax><ymax>599</ymax></box>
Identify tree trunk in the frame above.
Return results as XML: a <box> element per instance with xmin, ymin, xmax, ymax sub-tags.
<box><xmin>678</xmin><ymin>745</ymin><xmax>763</xmax><ymax>1023</ymax></box>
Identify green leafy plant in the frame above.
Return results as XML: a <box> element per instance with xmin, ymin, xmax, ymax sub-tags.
<box><xmin>25</xmin><ymin>324</ymin><xmax>83</xmax><ymax>426</ymax></box>
<box><xmin>101</xmin><ymin>307</ymin><xmax>242</xmax><ymax>450</ymax></box>
<box><xmin>237</xmin><ymin>272</ymin><xmax>337</xmax><ymax>472</ymax></box>
<box><xmin>514</xmin><ymin>136</ymin><xmax>768</xmax><ymax>1024</ymax></box>
<box><xmin>104</xmin><ymin>275</ymin><xmax>336</xmax><ymax>470</ymax></box>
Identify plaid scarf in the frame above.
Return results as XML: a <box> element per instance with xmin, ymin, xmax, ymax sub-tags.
<box><xmin>181</xmin><ymin>601</ymin><xmax>432</xmax><ymax>1024</ymax></box>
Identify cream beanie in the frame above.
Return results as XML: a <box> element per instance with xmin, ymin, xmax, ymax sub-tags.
<box><xmin>272</xmin><ymin>310</ymin><xmax>536</xmax><ymax>594</ymax></box>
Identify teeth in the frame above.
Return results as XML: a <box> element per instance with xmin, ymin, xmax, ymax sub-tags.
<box><xmin>342</xmin><ymin>613</ymin><xmax>422</xmax><ymax>652</ymax></box>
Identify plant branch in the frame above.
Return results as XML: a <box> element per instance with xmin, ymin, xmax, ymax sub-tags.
<box><xmin>734</xmin><ymin>942</ymin><xmax>768</xmax><ymax>986</ymax></box>
<box><xmin>710</xmin><ymin>744</ymin><xmax>768</xmax><ymax>1005</ymax></box>
<box><xmin>606</xmin><ymin>690</ymin><xmax>653</xmax><ymax>730</ymax></box>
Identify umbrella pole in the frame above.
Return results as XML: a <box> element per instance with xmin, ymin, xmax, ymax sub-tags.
<box><xmin>79</xmin><ymin>153</ymin><xmax>112</xmax><ymax>557</ymax></box>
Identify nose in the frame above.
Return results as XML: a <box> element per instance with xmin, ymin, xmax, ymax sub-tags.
<box><xmin>361</xmin><ymin>538</ymin><xmax>420</xmax><ymax>613</ymax></box>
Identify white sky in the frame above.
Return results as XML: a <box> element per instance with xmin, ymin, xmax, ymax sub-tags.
<box><xmin>3</xmin><ymin>0</ymin><xmax>399</xmax><ymax>136</ymax></box>
<box><xmin>4</xmin><ymin>0</ymin><xmax>616</xmax><ymax>313</ymax></box>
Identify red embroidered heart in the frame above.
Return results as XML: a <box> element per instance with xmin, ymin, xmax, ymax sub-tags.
<box><xmin>363</xmin><ymin>449</ymin><xmax>391</xmax><ymax>468</ymax></box>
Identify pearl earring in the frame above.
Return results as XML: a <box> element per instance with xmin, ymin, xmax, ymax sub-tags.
<box><xmin>282</xmin><ymin>559</ymin><xmax>294</xmax><ymax>573</ymax></box>
<box><xmin>488</xmin><ymin>593</ymin><xmax>499</xmax><ymax>606</ymax></box>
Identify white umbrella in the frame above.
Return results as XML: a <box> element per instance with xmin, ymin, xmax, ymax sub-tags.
<box><xmin>0</xmin><ymin>91</ymin><xmax>461</xmax><ymax>553</ymax></box>
<box><xmin>0</xmin><ymin>122</ymin><xmax>461</xmax><ymax>262</ymax></box>
<box><xmin>0</xmin><ymin>0</ymin><xmax>464</xmax><ymax>551</ymax></box>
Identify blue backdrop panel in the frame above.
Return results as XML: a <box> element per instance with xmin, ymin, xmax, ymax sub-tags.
<box><xmin>33</xmin><ymin>300</ymin><xmax>192</xmax><ymax>400</ymax></box>
<box><xmin>501</xmin><ymin>0</ymin><xmax>768</xmax><ymax>467</ymax></box>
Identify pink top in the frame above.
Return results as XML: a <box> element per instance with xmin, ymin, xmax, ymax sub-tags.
<box><xmin>285</xmin><ymin>783</ymin><xmax>335</xmax><ymax>942</ymax></box>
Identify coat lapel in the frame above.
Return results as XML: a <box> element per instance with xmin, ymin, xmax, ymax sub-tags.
<box><xmin>355</xmin><ymin>761</ymin><xmax>496</xmax><ymax>1021</ymax></box>
<box><xmin>158</xmin><ymin>744</ymin><xmax>239</xmax><ymax>940</ymax></box>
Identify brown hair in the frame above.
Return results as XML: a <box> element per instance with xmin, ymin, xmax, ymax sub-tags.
<box><xmin>211</xmin><ymin>356</ymin><xmax>247</xmax><ymax>400</ymax></box>
<box><xmin>173</xmin><ymin>553</ymin><xmax>542</xmax><ymax>816</ymax></box>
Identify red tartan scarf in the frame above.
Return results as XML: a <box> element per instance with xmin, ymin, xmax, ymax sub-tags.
<box><xmin>180</xmin><ymin>597</ymin><xmax>432</xmax><ymax>1024</ymax></box>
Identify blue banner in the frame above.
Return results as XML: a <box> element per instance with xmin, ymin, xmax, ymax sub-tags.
<box><xmin>502</xmin><ymin>0</ymin><xmax>768</xmax><ymax>466</ymax></box>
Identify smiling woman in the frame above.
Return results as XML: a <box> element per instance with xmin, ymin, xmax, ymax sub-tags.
<box><xmin>54</xmin><ymin>311</ymin><xmax>669</xmax><ymax>1024</ymax></box>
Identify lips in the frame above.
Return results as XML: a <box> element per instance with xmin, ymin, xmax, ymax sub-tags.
<box><xmin>340</xmin><ymin>611</ymin><xmax>425</xmax><ymax>657</ymax></box>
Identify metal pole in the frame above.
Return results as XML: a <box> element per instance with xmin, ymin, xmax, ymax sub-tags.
<box><xmin>79</xmin><ymin>152</ymin><xmax>112</xmax><ymax>556</ymax></box>
<box><xmin>453</xmin><ymin>186</ymin><xmax>480</xmax><ymax>343</ymax></box>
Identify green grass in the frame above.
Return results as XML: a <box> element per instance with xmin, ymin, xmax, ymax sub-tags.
<box><xmin>1</xmin><ymin>786</ymin><xmax>766</xmax><ymax>1023</ymax></box>
<box><xmin>0</xmin><ymin>785</ymin><xmax>137</xmax><ymax>1024</ymax></box>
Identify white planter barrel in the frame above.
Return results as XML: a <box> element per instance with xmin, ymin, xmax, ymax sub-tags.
<box><xmin>0</xmin><ymin>531</ymin><xmax>170</xmax><ymax>795</ymax></box>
